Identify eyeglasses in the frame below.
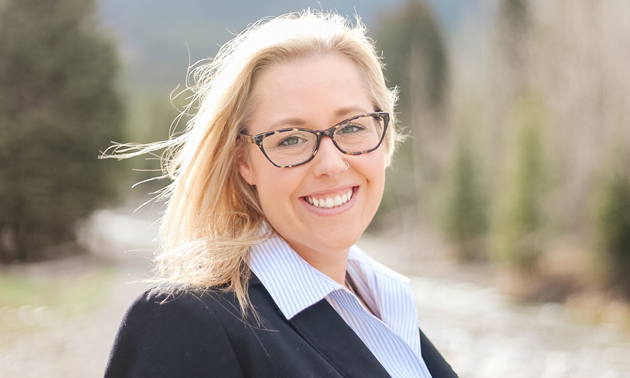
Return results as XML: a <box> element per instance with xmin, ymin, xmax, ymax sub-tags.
<box><xmin>239</xmin><ymin>112</ymin><xmax>389</xmax><ymax>168</ymax></box>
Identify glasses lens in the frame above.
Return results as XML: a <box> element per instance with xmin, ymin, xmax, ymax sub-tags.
<box><xmin>334</xmin><ymin>114</ymin><xmax>386</xmax><ymax>153</ymax></box>
<box><xmin>261</xmin><ymin>130</ymin><xmax>318</xmax><ymax>166</ymax></box>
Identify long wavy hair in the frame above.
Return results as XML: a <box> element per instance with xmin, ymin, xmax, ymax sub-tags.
<box><xmin>103</xmin><ymin>10</ymin><xmax>400</xmax><ymax>313</ymax></box>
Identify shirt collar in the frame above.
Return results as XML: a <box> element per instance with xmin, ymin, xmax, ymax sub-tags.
<box><xmin>249</xmin><ymin>233</ymin><xmax>344</xmax><ymax>319</ymax></box>
<box><xmin>347</xmin><ymin>245</ymin><xmax>420</xmax><ymax>353</ymax></box>
<box><xmin>347</xmin><ymin>245</ymin><xmax>410</xmax><ymax>283</ymax></box>
<box><xmin>249</xmin><ymin>233</ymin><xmax>414</xmax><ymax>322</ymax></box>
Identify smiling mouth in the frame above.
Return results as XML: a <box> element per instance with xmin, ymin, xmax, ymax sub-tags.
<box><xmin>303</xmin><ymin>187</ymin><xmax>355</xmax><ymax>209</ymax></box>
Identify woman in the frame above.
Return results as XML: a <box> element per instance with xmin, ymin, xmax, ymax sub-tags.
<box><xmin>105</xmin><ymin>11</ymin><xmax>457</xmax><ymax>378</ymax></box>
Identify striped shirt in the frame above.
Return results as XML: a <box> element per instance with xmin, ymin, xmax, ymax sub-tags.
<box><xmin>249</xmin><ymin>234</ymin><xmax>433</xmax><ymax>378</ymax></box>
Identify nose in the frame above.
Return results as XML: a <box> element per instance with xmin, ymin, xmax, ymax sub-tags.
<box><xmin>311</xmin><ymin>136</ymin><xmax>348</xmax><ymax>177</ymax></box>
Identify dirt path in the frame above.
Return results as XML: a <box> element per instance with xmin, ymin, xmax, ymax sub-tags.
<box><xmin>360</xmin><ymin>234</ymin><xmax>630</xmax><ymax>378</ymax></box>
<box><xmin>0</xmin><ymin>202</ymin><xmax>159</xmax><ymax>378</ymax></box>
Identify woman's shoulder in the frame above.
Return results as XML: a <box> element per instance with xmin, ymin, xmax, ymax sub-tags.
<box><xmin>121</xmin><ymin>279</ymin><xmax>275</xmax><ymax>330</ymax></box>
<box><xmin>124</xmin><ymin>285</ymin><xmax>240</xmax><ymax>321</ymax></box>
<box><xmin>106</xmin><ymin>286</ymin><xmax>246</xmax><ymax>377</ymax></box>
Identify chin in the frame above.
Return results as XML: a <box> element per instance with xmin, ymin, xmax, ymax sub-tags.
<box><xmin>316</xmin><ymin>231</ymin><xmax>362</xmax><ymax>252</ymax></box>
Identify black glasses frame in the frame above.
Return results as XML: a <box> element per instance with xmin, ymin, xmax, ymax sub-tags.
<box><xmin>239</xmin><ymin>112</ymin><xmax>390</xmax><ymax>168</ymax></box>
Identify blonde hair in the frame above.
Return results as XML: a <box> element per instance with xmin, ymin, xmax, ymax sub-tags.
<box><xmin>103</xmin><ymin>10</ymin><xmax>400</xmax><ymax>312</ymax></box>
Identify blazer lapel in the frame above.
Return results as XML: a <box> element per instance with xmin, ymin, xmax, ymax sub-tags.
<box><xmin>289</xmin><ymin>299</ymin><xmax>392</xmax><ymax>378</ymax></box>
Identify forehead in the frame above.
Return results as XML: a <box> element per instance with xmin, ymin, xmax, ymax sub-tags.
<box><xmin>248</xmin><ymin>54</ymin><xmax>374</xmax><ymax>133</ymax></box>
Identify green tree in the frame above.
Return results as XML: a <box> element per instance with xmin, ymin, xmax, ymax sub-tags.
<box><xmin>489</xmin><ymin>0</ymin><xmax>544</xmax><ymax>276</ymax></box>
<box><xmin>373</xmin><ymin>0</ymin><xmax>449</xmax><ymax>228</ymax></box>
<box><xmin>594</xmin><ymin>151</ymin><xmax>630</xmax><ymax>298</ymax></box>
<box><xmin>491</xmin><ymin>94</ymin><xmax>547</xmax><ymax>274</ymax></box>
<box><xmin>375</xmin><ymin>0</ymin><xmax>448</xmax><ymax>115</ymax></box>
<box><xmin>488</xmin><ymin>0</ymin><xmax>531</xmax><ymax>185</ymax></box>
<box><xmin>441</xmin><ymin>124</ymin><xmax>488</xmax><ymax>262</ymax></box>
<box><xmin>0</xmin><ymin>0</ymin><xmax>124</xmax><ymax>262</ymax></box>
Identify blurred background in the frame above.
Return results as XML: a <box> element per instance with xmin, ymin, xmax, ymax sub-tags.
<box><xmin>1</xmin><ymin>0</ymin><xmax>630</xmax><ymax>377</ymax></box>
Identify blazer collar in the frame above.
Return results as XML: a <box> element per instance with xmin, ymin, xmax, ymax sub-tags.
<box><xmin>289</xmin><ymin>297</ymin><xmax>392</xmax><ymax>378</ymax></box>
<box><xmin>248</xmin><ymin>274</ymin><xmax>391</xmax><ymax>377</ymax></box>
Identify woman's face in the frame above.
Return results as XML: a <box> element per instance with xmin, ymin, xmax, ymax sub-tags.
<box><xmin>238</xmin><ymin>54</ymin><xmax>385</xmax><ymax>261</ymax></box>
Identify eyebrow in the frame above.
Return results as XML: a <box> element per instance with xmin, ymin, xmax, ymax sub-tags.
<box><xmin>267</xmin><ymin>106</ymin><xmax>373</xmax><ymax>131</ymax></box>
<box><xmin>268</xmin><ymin>118</ymin><xmax>306</xmax><ymax>130</ymax></box>
<box><xmin>334</xmin><ymin>106</ymin><xmax>372</xmax><ymax>118</ymax></box>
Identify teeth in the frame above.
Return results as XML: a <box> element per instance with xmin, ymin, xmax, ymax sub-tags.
<box><xmin>325</xmin><ymin>197</ymin><xmax>334</xmax><ymax>208</ymax></box>
<box><xmin>305</xmin><ymin>188</ymin><xmax>354</xmax><ymax>209</ymax></box>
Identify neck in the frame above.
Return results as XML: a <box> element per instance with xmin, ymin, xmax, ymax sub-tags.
<box><xmin>286</xmin><ymin>241</ymin><xmax>350</xmax><ymax>286</ymax></box>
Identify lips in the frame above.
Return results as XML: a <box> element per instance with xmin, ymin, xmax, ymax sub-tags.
<box><xmin>304</xmin><ymin>187</ymin><xmax>354</xmax><ymax>209</ymax></box>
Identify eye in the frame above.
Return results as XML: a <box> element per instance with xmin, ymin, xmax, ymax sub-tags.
<box><xmin>338</xmin><ymin>123</ymin><xmax>365</xmax><ymax>134</ymax></box>
<box><xmin>277</xmin><ymin>134</ymin><xmax>307</xmax><ymax>147</ymax></box>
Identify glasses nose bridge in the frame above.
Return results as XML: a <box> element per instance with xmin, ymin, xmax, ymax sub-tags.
<box><xmin>314</xmin><ymin>126</ymin><xmax>341</xmax><ymax>152</ymax></box>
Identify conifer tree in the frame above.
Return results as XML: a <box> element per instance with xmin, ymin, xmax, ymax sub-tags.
<box><xmin>441</xmin><ymin>126</ymin><xmax>487</xmax><ymax>261</ymax></box>
<box><xmin>0</xmin><ymin>0</ymin><xmax>124</xmax><ymax>262</ymax></box>
<box><xmin>373</xmin><ymin>0</ymin><xmax>449</xmax><ymax>226</ymax></box>
<box><xmin>491</xmin><ymin>95</ymin><xmax>546</xmax><ymax>274</ymax></box>
<box><xmin>594</xmin><ymin>152</ymin><xmax>630</xmax><ymax>298</ymax></box>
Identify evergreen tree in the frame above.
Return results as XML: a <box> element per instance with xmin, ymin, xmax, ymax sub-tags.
<box><xmin>373</xmin><ymin>0</ymin><xmax>449</xmax><ymax>227</ymax></box>
<box><xmin>488</xmin><ymin>0</ymin><xmax>531</xmax><ymax>183</ymax></box>
<box><xmin>441</xmin><ymin>125</ymin><xmax>487</xmax><ymax>261</ymax></box>
<box><xmin>375</xmin><ymin>0</ymin><xmax>448</xmax><ymax>116</ymax></box>
<box><xmin>594</xmin><ymin>151</ymin><xmax>630</xmax><ymax>298</ymax></box>
<box><xmin>0</xmin><ymin>0</ymin><xmax>124</xmax><ymax>262</ymax></box>
<box><xmin>497</xmin><ymin>0</ymin><xmax>529</xmax><ymax>59</ymax></box>
<box><xmin>489</xmin><ymin>0</ymin><xmax>545</xmax><ymax>276</ymax></box>
<box><xmin>491</xmin><ymin>94</ymin><xmax>547</xmax><ymax>274</ymax></box>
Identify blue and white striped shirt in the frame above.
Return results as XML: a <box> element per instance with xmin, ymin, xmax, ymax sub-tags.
<box><xmin>249</xmin><ymin>234</ymin><xmax>433</xmax><ymax>378</ymax></box>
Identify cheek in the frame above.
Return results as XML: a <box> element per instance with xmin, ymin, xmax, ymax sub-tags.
<box><xmin>254</xmin><ymin>168</ymin><xmax>299</xmax><ymax>213</ymax></box>
<box><xmin>368</xmin><ymin>151</ymin><xmax>386</xmax><ymax>183</ymax></box>
<box><xmin>255</xmin><ymin>172</ymin><xmax>306</xmax><ymax>235</ymax></box>
<box><xmin>373</xmin><ymin>169</ymin><xmax>386</xmax><ymax>203</ymax></box>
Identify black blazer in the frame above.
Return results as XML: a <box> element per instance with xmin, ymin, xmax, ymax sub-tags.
<box><xmin>105</xmin><ymin>274</ymin><xmax>458</xmax><ymax>378</ymax></box>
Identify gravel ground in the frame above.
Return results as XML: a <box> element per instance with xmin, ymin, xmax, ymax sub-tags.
<box><xmin>0</xmin><ymin>204</ymin><xmax>158</xmax><ymax>378</ymax></box>
<box><xmin>1</xmin><ymin>203</ymin><xmax>629</xmax><ymax>378</ymax></box>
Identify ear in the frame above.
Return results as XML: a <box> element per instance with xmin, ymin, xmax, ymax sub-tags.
<box><xmin>238</xmin><ymin>158</ymin><xmax>257</xmax><ymax>186</ymax></box>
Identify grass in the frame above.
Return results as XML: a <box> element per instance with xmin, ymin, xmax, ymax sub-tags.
<box><xmin>0</xmin><ymin>265</ymin><xmax>118</xmax><ymax>348</ymax></box>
